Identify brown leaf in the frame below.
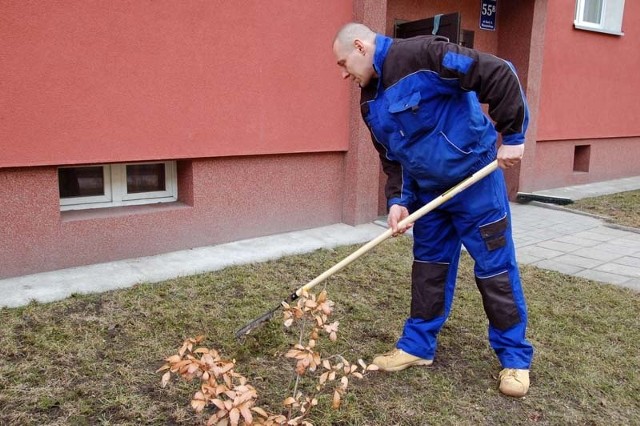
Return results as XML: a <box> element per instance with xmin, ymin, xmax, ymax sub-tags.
<box><xmin>187</xmin><ymin>363</ymin><xmax>200</xmax><ymax>375</ymax></box>
<box><xmin>251</xmin><ymin>406</ymin><xmax>269</xmax><ymax>418</ymax></box>
<box><xmin>219</xmin><ymin>362</ymin><xmax>235</xmax><ymax>374</ymax></box>
<box><xmin>283</xmin><ymin>397</ymin><xmax>296</xmax><ymax>407</ymax></box>
<box><xmin>240</xmin><ymin>405</ymin><xmax>253</xmax><ymax>424</ymax></box>
<box><xmin>156</xmin><ymin>363</ymin><xmax>170</xmax><ymax>373</ymax></box>
<box><xmin>191</xmin><ymin>393</ymin><xmax>206</xmax><ymax>413</ymax></box>
<box><xmin>194</xmin><ymin>347</ymin><xmax>210</xmax><ymax>354</ymax></box>
<box><xmin>332</xmin><ymin>390</ymin><xmax>341</xmax><ymax>409</ymax></box>
<box><xmin>366</xmin><ymin>364</ymin><xmax>380</xmax><ymax>371</ymax></box>
<box><xmin>285</xmin><ymin>349</ymin><xmax>302</xmax><ymax>359</ymax></box>
<box><xmin>211</xmin><ymin>398</ymin><xmax>226</xmax><ymax>410</ymax></box>
<box><xmin>171</xmin><ymin>359</ymin><xmax>192</xmax><ymax>371</ymax></box>
<box><xmin>161</xmin><ymin>371</ymin><xmax>171</xmax><ymax>388</ymax></box>
<box><xmin>341</xmin><ymin>376</ymin><xmax>349</xmax><ymax>389</ymax></box>
<box><xmin>166</xmin><ymin>355</ymin><xmax>182</xmax><ymax>363</ymax></box>
<box><xmin>178</xmin><ymin>343</ymin><xmax>188</xmax><ymax>356</ymax></box>
<box><xmin>201</xmin><ymin>354</ymin><xmax>215</xmax><ymax>366</ymax></box>
<box><xmin>319</xmin><ymin>371</ymin><xmax>329</xmax><ymax>385</ymax></box>
<box><xmin>235</xmin><ymin>390</ymin><xmax>256</xmax><ymax>405</ymax></box>
<box><xmin>229</xmin><ymin>408</ymin><xmax>240</xmax><ymax>426</ymax></box>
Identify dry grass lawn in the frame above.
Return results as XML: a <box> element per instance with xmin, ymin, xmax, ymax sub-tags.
<box><xmin>569</xmin><ymin>189</ymin><xmax>640</xmax><ymax>229</ymax></box>
<box><xmin>1</xmin><ymin>235</ymin><xmax>639</xmax><ymax>425</ymax></box>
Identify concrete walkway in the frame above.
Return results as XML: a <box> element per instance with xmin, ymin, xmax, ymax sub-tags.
<box><xmin>1</xmin><ymin>176</ymin><xmax>639</xmax><ymax>309</ymax></box>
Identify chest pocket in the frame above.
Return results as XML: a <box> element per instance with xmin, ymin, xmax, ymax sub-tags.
<box><xmin>388</xmin><ymin>91</ymin><xmax>436</xmax><ymax>140</ymax></box>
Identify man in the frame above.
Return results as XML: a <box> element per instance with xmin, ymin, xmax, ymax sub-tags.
<box><xmin>332</xmin><ymin>23</ymin><xmax>534</xmax><ymax>398</ymax></box>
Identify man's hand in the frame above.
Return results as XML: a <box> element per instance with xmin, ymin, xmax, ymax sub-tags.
<box><xmin>497</xmin><ymin>144</ymin><xmax>524</xmax><ymax>169</ymax></box>
<box><xmin>388</xmin><ymin>204</ymin><xmax>412</xmax><ymax>237</ymax></box>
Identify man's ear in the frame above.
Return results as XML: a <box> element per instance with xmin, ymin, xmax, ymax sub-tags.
<box><xmin>353</xmin><ymin>39</ymin><xmax>366</xmax><ymax>54</ymax></box>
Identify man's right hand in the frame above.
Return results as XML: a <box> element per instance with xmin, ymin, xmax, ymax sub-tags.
<box><xmin>388</xmin><ymin>204</ymin><xmax>412</xmax><ymax>236</ymax></box>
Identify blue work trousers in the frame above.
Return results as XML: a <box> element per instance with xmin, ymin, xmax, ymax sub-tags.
<box><xmin>396</xmin><ymin>169</ymin><xmax>534</xmax><ymax>369</ymax></box>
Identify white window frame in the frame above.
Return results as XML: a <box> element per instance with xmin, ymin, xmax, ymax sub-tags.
<box><xmin>574</xmin><ymin>0</ymin><xmax>625</xmax><ymax>36</ymax></box>
<box><xmin>59</xmin><ymin>161</ymin><xmax>178</xmax><ymax>211</ymax></box>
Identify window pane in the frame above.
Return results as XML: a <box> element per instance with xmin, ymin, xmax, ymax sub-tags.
<box><xmin>58</xmin><ymin>166</ymin><xmax>105</xmax><ymax>198</ymax></box>
<box><xmin>583</xmin><ymin>0</ymin><xmax>603</xmax><ymax>24</ymax></box>
<box><xmin>126</xmin><ymin>163</ymin><xmax>166</xmax><ymax>193</ymax></box>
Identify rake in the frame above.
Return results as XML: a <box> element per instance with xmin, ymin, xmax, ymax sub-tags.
<box><xmin>235</xmin><ymin>160</ymin><xmax>499</xmax><ymax>339</ymax></box>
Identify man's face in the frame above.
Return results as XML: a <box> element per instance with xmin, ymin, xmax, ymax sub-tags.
<box><xmin>333</xmin><ymin>39</ymin><xmax>375</xmax><ymax>88</ymax></box>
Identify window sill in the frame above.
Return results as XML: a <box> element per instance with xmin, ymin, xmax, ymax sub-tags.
<box><xmin>60</xmin><ymin>201</ymin><xmax>192</xmax><ymax>223</ymax></box>
<box><xmin>573</xmin><ymin>23</ymin><xmax>624</xmax><ymax>36</ymax></box>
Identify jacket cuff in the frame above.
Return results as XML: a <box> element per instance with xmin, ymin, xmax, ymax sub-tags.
<box><xmin>502</xmin><ymin>133</ymin><xmax>525</xmax><ymax>146</ymax></box>
<box><xmin>388</xmin><ymin>197</ymin><xmax>409</xmax><ymax>210</ymax></box>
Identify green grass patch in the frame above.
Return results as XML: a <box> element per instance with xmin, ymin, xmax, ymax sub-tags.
<box><xmin>1</xmin><ymin>237</ymin><xmax>639</xmax><ymax>425</ymax></box>
<box><xmin>569</xmin><ymin>189</ymin><xmax>640</xmax><ymax>228</ymax></box>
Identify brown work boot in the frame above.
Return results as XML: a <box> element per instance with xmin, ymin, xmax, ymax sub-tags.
<box><xmin>372</xmin><ymin>348</ymin><xmax>433</xmax><ymax>372</ymax></box>
<box><xmin>498</xmin><ymin>368</ymin><xmax>530</xmax><ymax>397</ymax></box>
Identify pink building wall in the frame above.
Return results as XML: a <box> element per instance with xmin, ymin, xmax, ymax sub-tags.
<box><xmin>537</xmin><ymin>1</ymin><xmax>640</xmax><ymax>140</ymax></box>
<box><xmin>0</xmin><ymin>1</ymin><xmax>355</xmax><ymax>278</ymax></box>
<box><xmin>2</xmin><ymin>1</ymin><xmax>639</xmax><ymax>279</ymax></box>
<box><xmin>0</xmin><ymin>1</ymin><xmax>350</xmax><ymax>167</ymax></box>
<box><xmin>527</xmin><ymin>0</ymin><xmax>640</xmax><ymax>190</ymax></box>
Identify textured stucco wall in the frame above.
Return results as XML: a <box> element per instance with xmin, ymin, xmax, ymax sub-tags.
<box><xmin>532</xmin><ymin>137</ymin><xmax>640</xmax><ymax>190</ymax></box>
<box><xmin>0</xmin><ymin>154</ymin><xmax>344</xmax><ymax>279</ymax></box>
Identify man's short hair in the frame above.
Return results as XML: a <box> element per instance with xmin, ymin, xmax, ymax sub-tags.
<box><xmin>333</xmin><ymin>22</ymin><xmax>376</xmax><ymax>49</ymax></box>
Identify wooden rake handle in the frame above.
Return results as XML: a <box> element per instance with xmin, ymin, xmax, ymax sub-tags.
<box><xmin>294</xmin><ymin>160</ymin><xmax>498</xmax><ymax>298</ymax></box>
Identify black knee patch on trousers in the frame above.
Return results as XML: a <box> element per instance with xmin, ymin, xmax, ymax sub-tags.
<box><xmin>475</xmin><ymin>271</ymin><xmax>521</xmax><ymax>330</ymax></box>
<box><xmin>411</xmin><ymin>261</ymin><xmax>449</xmax><ymax>320</ymax></box>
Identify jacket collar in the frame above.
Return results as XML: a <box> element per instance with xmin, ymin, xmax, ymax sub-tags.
<box><xmin>372</xmin><ymin>34</ymin><xmax>393</xmax><ymax>90</ymax></box>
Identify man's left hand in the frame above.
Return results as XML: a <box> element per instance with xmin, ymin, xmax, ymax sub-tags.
<box><xmin>497</xmin><ymin>144</ymin><xmax>524</xmax><ymax>169</ymax></box>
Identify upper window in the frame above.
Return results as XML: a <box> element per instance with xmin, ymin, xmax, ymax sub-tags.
<box><xmin>58</xmin><ymin>161</ymin><xmax>177</xmax><ymax>211</ymax></box>
<box><xmin>574</xmin><ymin>0</ymin><xmax>625</xmax><ymax>35</ymax></box>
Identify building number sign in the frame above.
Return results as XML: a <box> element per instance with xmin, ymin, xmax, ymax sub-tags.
<box><xmin>480</xmin><ymin>0</ymin><xmax>497</xmax><ymax>31</ymax></box>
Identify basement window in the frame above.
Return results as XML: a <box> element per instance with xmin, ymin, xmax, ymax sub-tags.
<box><xmin>58</xmin><ymin>161</ymin><xmax>177</xmax><ymax>211</ymax></box>
<box><xmin>574</xmin><ymin>0</ymin><xmax>625</xmax><ymax>35</ymax></box>
<box><xmin>573</xmin><ymin>145</ymin><xmax>591</xmax><ymax>172</ymax></box>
